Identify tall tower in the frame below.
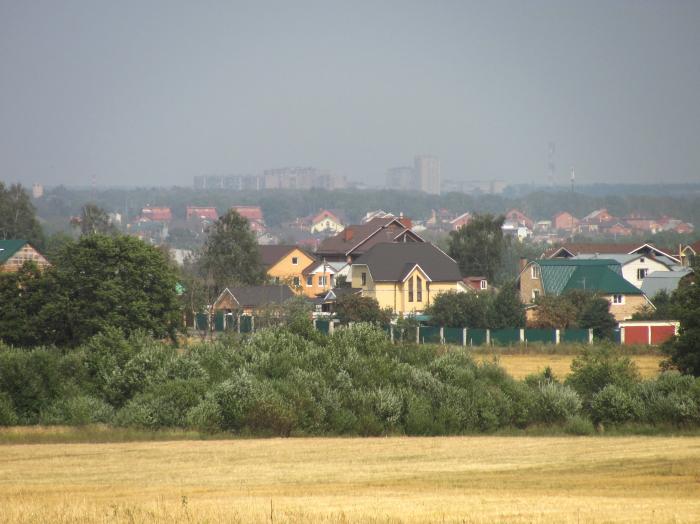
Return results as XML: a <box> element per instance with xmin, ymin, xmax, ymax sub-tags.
<box><xmin>414</xmin><ymin>155</ymin><xmax>441</xmax><ymax>195</ymax></box>
<box><xmin>570</xmin><ymin>167</ymin><xmax>575</xmax><ymax>193</ymax></box>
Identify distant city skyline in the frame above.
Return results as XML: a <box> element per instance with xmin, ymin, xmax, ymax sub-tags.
<box><xmin>2</xmin><ymin>1</ymin><xmax>700</xmax><ymax>188</ymax></box>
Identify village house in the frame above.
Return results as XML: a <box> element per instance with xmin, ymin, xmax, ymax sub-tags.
<box><xmin>302</xmin><ymin>260</ymin><xmax>350</xmax><ymax>297</ymax></box>
<box><xmin>463</xmin><ymin>276</ymin><xmax>488</xmax><ymax>292</ymax></box>
<box><xmin>309</xmin><ymin>209</ymin><xmax>344</xmax><ymax>234</ymax></box>
<box><xmin>212</xmin><ymin>285</ymin><xmax>296</xmax><ymax>316</ymax></box>
<box><xmin>351</xmin><ymin>242</ymin><xmax>467</xmax><ymax>315</ymax></box>
<box><xmin>259</xmin><ymin>245</ymin><xmax>316</xmax><ymax>292</ymax></box>
<box><xmin>0</xmin><ymin>240</ymin><xmax>50</xmax><ymax>273</ymax></box>
<box><xmin>505</xmin><ymin>209</ymin><xmax>534</xmax><ymax>229</ymax></box>
<box><xmin>517</xmin><ymin>258</ymin><xmax>653</xmax><ymax>322</ymax></box>
<box><xmin>186</xmin><ymin>206</ymin><xmax>218</xmax><ymax>221</ymax></box>
<box><xmin>553</xmin><ymin>211</ymin><xmax>579</xmax><ymax>232</ymax></box>
<box><xmin>139</xmin><ymin>207</ymin><xmax>173</xmax><ymax>222</ymax></box>
<box><xmin>232</xmin><ymin>205</ymin><xmax>265</xmax><ymax>234</ymax></box>
<box><xmin>316</xmin><ymin>216</ymin><xmax>421</xmax><ymax>263</ymax></box>
<box><xmin>362</xmin><ymin>210</ymin><xmax>395</xmax><ymax>223</ymax></box>
<box><xmin>450</xmin><ymin>212</ymin><xmax>472</xmax><ymax>231</ymax></box>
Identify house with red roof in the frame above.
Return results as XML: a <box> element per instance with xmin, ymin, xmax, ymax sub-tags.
<box><xmin>309</xmin><ymin>209</ymin><xmax>344</xmax><ymax>234</ymax></box>
<box><xmin>139</xmin><ymin>207</ymin><xmax>172</xmax><ymax>222</ymax></box>
<box><xmin>232</xmin><ymin>206</ymin><xmax>265</xmax><ymax>233</ymax></box>
<box><xmin>186</xmin><ymin>206</ymin><xmax>218</xmax><ymax>221</ymax></box>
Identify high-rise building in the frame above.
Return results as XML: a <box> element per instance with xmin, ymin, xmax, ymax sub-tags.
<box><xmin>414</xmin><ymin>155</ymin><xmax>441</xmax><ymax>195</ymax></box>
<box><xmin>385</xmin><ymin>166</ymin><xmax>415</xmax><ymax>191</ymax></box>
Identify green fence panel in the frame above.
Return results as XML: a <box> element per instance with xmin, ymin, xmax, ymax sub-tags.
<box><xmin>239</xmin><ymin>315</ymin><xmax>253</xmax><ymax>333</ymax></box>
<box><xmin>613</xmin><ymin>328</ymin><xmax>622</xmax><ymax>344</ymax></box>
<box><xmin>213</xmin><ymin>311</ymin><xmax>225</xmax><ymax>332</ymax></box>
<box><xmin>225</xmin><ymin>314</ymin><xmax>237</xmax><ymax>331</ymax></box>
<box><xmin>443</xmin><ymin>327</ymin><xmax>463</xmax><ymax>345</ymax></box>
<box><xmin>316</xmin><ymin>319</ymin><xmax>330</xmax><ymax>334</ymax></box>
<box><xmin>524</xmin><ymin>329</ymin><xmax>556</xmax><ymax>344</ymax></box>
<box><xmin>560</xmin><ymin>328</ymin><xmax>589</xmax><ymax>344</ymax></box>
<box><xmin>395</xmin><ymin>326</ymin><xmax>418</xmax><ymax>343</ymax></box>
<box><xmin>195</xmin><ymin>313</ymin><xmax>209</xmax><ymax>331</ymax></box>
<box><xmin>420</xmin><ymin>326</ymin><xmax>441</xmax><ymax>344</ymax></box>
<box><xmin>467</xmin><ymin>328</ymin><xmax>488</xmax><ymax>346</ymax></box>
<box><xmin>491</xmin><ymin>328</ymin><xmax>521</xmax><ymax>346</ymax></box>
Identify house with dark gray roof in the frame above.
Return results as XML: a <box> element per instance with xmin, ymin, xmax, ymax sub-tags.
<box><xmin>350</xmin><ymin>242</ymin><xmax>468</xmax><ymax>314</ymax></box>
<box><xmin>212</xmin><ymin>285</ymin><xmax>297</xmax><ymax>315</ymax></box>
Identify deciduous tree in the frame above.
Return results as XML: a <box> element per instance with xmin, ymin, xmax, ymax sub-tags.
<box><xmin>448</xmin><ymin>213</ymin><xmax>506</xmax><ymax>283</ymax></box>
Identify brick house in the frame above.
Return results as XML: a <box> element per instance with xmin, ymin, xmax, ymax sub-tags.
<box><xmin>0</xmin><ymin>240</ymin><xmax>50</xmax><ymax>273</ymax></box>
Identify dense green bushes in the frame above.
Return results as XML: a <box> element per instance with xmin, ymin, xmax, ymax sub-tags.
<box><xmin>0</xmin><ymin>325</ymin><xmax>699</xmax><ymax>435</ymax></box>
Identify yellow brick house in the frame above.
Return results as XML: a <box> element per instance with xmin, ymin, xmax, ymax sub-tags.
<box><xmin>259</xmin><ymin>245</ymin><xmax>316</xmax><ymax>294</ymax></box>
<box><xmin>351</xmin><ymin>242</ymin><xmax>468</xmax><ymax>315</ymax></box>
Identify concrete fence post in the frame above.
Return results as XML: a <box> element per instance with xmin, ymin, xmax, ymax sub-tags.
<box><xmin>390</xmin><ymin>325</ymin><xmax>394</xmax><ymax>343</ymax></box>
<box><xmin>237</xmin><ymin>315</ymin><xmax>241</xmax><ymax>334</ymax></box>
<box><xmin>251</xmin><ymin>316</ymin><xmax>255</xmax><ymax>333</ymax></box>
<box><xmin>486</xmin><ymin>329</ymin><xmax>491</xmax><ymax>346</ymax></box>
<box><xmin>416</xmin><ymin>326</ymin><xmax>420</xmax><ymax>344</ymax></box>
<box><xmin>519</xmin><ymin>328</ymin><xmax>525</xmax><ymax>343</ymax></box>
<box><xmin>462</xmin><ymin>328</ymin><xmax>467</xmax><ymax>347</ymax></box>
<box><xmin>647</xmin><ymin>325</ymin><xmax>652</xmax><ymax>345</ymax></box>
<box><xmin>555</xmin><ymin>329</ymin><xmax>560</xmax><ymax>345</ymax></box>
<box><xmin>329</xmin><ymin>320</ymin><xmax>334</xmax><ymax>335</ymax></box>
<box><xmin>440</xmin><ymin>327</ymin><xmax>444</xmax><ymax>344</ymax></box>
<box><xmin>313</xmin><ymin>319</ymin><xmax>317</xmax><ymax>331</ymax></box>
<box><xmin>589</xmin><ymin>328</ymin><xmax>594</xmax><ymax>344</ymax></box>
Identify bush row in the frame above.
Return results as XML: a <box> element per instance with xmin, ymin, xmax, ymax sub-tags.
<box><xmin>0</xmin><ymin>325</ymin><xmax>698</xmax><ymax>435</ymax></box>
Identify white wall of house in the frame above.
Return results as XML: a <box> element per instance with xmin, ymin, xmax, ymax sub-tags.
<box><xmin>622</xmin><ymin>257</ymin><xmax>671</xmax><ymax>289</ymax></box>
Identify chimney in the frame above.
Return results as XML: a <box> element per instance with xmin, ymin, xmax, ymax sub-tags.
<box><xmin>519</xmin><ymin>257</ymin><xmax>528</xmax><ymax>272</ymax></box>
<box><xmin>344</xmin><ymin>228</ymin><xmax>354</xmax><ymax>241</ymax></box>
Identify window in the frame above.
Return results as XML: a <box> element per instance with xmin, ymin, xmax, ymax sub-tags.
<box><xmin>480</xmin><ymin>280</ymin><xmax>487</xmax><ymax>290</ymax></box>
<box><xmin>330</xmin><ymin>274</ymin><xmax>335</xmax><ymax>287</ymax></box>
<box><xmin>637</xmin><ymin>268</ymin><xmax>648</xmax><ymax>280</ymax></box>
<box><xmin>408</xmin><ymin>276</ymin><xmax>414</xmax><ymax>302</ymax></box>
<box><xmin>361</xmin><ymin>272</ymin><xmax>367</xmax><ymax>286</ymax></box>
<box><xmin>416</xmin><ymin>276</ymin><xmax>422</xmax><ymax>302</ymax></box>
<box><xmin>612</xmin><ymin>294</ymin><xmax>624</xmax><ymax>305</ymax></box>
<box><xmin>532</xmin><ymin>289</ymin><xmax>540</xmax><ymax>301</ymax></box>
<box><xmin>291</xmin><ymin>256</ymin><xmax>298</xmax><ymax>265</ymax></box>
<box><xmin>306</xmin><ymin>276</ymin><xmax>313</xmax><ymax>286</ymax></box>
<box><xmin>531</xmin><ymin>265</ymin><xmax>541</xmax><ymax>279</ymax></box>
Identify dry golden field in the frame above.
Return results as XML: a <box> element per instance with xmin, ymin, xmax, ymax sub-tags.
<box><xmin>477</xmin><ymin>354</ymin><xmax>663</xmax><ymax>380</ymax></box>
<box><xmin>1</xmin><ymin>436</ymin><xmax>700</xmax><ymax>523</ymax></box>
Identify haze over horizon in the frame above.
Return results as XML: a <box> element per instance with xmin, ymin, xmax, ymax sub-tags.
<box><xmin>1</xmin><ymin>1</ymin><xmax>699</xmax><ymax>188</ymax></box>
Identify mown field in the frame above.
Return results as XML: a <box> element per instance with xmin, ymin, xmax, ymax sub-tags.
<box><xmin>476</xmin><ymin>353</ymin><xmax>663</xmax><ymax>379</ymax></box>
<box><xmin>1</xmin><ymin>436</ymin><xmax>699</xmax><ymax>523</ymax></box>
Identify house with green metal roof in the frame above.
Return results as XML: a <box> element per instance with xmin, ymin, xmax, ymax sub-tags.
<box><xmin>0</xmin><ymin>239</ymin><xmax>49</xmax><ymax>273</ymax></box>
<box><xmin>517</xmin><ymin>258</ymin><xmax>653</xmax><ymax>322</ymax></box>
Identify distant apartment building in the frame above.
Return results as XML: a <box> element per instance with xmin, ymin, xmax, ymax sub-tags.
<box><xmin>414</xmin><ymin>155</ymin><xmax>441</xmax><ymax>195</ymax></box>
<box><xmin>441</xmin><ymin>179</ymin><xmax>506</xmax><ymax>195</ymax></box>
<box><xmin>194</xmin><ymin>168</ymin><xmax>345</xmax><ymax>191</ymax></box>
<box><xmin>385</xmin><ymin>166</ymin><xmax>415</xmax><ymax>191</ymax></box>
<box><xmin>31</xmin><ymin>183</ymin><xmax>44</xmax><ymax>199</ymax></box>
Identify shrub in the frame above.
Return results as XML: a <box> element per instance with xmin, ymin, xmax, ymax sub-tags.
<box><xmin>566</xmin><ymin>346</ymin><xmax>640</xmax><ymax>406</ymax></box>
<box><xmin>115</xmin><ymin>379</ymin><xmax>206</xmax><ymax>428</ymax></box>
<box><xmin>590</xmin><ymin>385</ymin><xmax>642</xmax><ymax>425</ymax></box>
<box><xmin>0</xmin><ymin>392</ymin><xmax>18</xmax><ymax>426</ymax></box>
<box><xmin>563</xmin><ymin>415</ymin><xmax>595</xmax><ymax>435</ymax></box>
<box><xmin>534</xmin><ymin>381</ymin><xmax>582</xmax><ymax>424</ymax></box>
<box><xmin>40</xmin><ymin>395</ymin><xmax>114</xmax><ymax>425</ymax></box>
<box><xmin>185</xmin><ymin>398</ymin><xmax>222</xmax><ymax>432</ymax></box>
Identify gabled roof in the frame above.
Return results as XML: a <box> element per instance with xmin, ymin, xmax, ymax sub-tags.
<box><xmin>545</xmin><ymin>242</ymin><xmax>681</xmax><ymax>263</ymax></box>
<box><xmin>186</xmin><ymin>206</ymin><xmax>218</xmax><ymax>220</ymax></box>
<box><xmin>316</xmin><ymin>217</ymin><xmax>422</xmax><ymax>257</ymax></box>
<box><xmin>259</xmin><ymin>245</ymin><xmax>313</xmax><ymax>268</ymax></box>
<box><xmin>321</xmin><ymin>287</ymin><xmax>362</xmax><ymax>302</ymax></box>
<box><xmin>140</xmin><ymin>207</ymin><xmax>172</xmax><ymax>221</ymax></box>
<box><xmin>530</xmin><ymin>258</ymin><xmax>641</xmax><ymax>295</ymax></box>
<box><xmin>640</xmin><ymin>268</ymin><xmax>693</xmax><ymax>297</ymax></box>
<box><xmin>311</xmin><ymin>209</ymin><xmax>343</xmax><ymax>224</ymax></box>
<box><xmin>232</xmin><ymin>206</ymin><xmax>264</xmax><ymax>221</ymax></box>
<box><xmin>353</xmin><ymin>242</ymin><xmax>462</xmax><ymax>282</ymax></box>
<box><xmin>216</xmin><ymin>285</ymin><xmax>296</xmax><ymax>308</ymax></box>
<box><xmin>0</xmin><ymin>239</ymin><xmax>29</xmax><ymax>264</ymax></box>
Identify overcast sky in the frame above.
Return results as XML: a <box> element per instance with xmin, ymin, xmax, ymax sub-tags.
<box><xmin>1</xmin><ymin>1</ymin><xmax>699</xmax><ymax>187</ymax></box>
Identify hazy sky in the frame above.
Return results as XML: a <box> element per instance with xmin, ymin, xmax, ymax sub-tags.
<box><xmin>1</xmin><ymin>1</ymin><xmax>699</xmax><ymax>187</ymax></box>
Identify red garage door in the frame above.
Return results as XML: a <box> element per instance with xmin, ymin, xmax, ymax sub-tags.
<box><xmin>624</xmin><ymin>326</ymin><xmax>649</xmax><ymax>345</ymax></box>
<box><xmin>650</xmin><ymin>325</ymin><xmax>676</xmax><ymax>345</ymax></box>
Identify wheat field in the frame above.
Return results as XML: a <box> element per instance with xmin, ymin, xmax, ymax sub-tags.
<box><xmin>477</xmin><ymin>354</ymin><xmax>663</xmax><ymax>379</ymax></box>
<box><xmin>1</xmin><ymin>435</ymin><xmax>699</xmax><ymax>523</ymax></box>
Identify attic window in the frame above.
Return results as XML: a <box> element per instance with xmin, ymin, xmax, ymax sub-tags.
<box><xmin>531</xmin><ymin>265</ymin><xmax>541</xmax><ymax>279</ymax></box>
<box><xmin>612</xmin><ymin>294</ymin><xmax>624</xmax><ymax>305</ymax></box>
<box><xmin>292</xmin><ymin>257</ymin><xmax>298</xmax><ymax>265</ymax></box>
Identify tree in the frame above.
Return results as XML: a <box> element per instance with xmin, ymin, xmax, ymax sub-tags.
<box><xmin>578</xmin><ymin>296</ymin><xmax>616</xmax><ymax>340</ymax></box>
<box><xmin>198</xmin><ymin>210</ymin><xmax>265</xmax><ymax>293</ymax></box>
<box><xmin>664</xmin><ymin>261</ymin><xmax>700</xmax><ymax>376</ymax></box>
<box><xmin>334</xmin><ymin>294</ymin><xmax>391</xmax><ymax>325</ymax></box>
<box><xmin>76</xmin><ymin>203</ymin><xmax>117</xmax><ymax>236</ymax></box>
<box><xmin>491</xmin><ymin>281</ymin><xmax>526</xmax><ymax>328</ymax></box>
<box><xmin>426</xmin><ymin>291</ymin><xmax>493</xmax><ymax>328</ymax></box>
<box><xmin>0</xmin><ymin>235</ymin><xmax>182</xmax><ymax>346</ymax></box>
<box><xmin>0</xmin><ymin>183</ymin><xmax>44</xmax><ymax>247</ymax></box>
<box><xmin>531</xmin><ymin>295</ymin><xmax>579</xmax><ymax>329</ymax></box>
<box><xmin>448</xmin><ymin>214</ymin><xmax>506</xmax><ymax>283</ymax></box>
